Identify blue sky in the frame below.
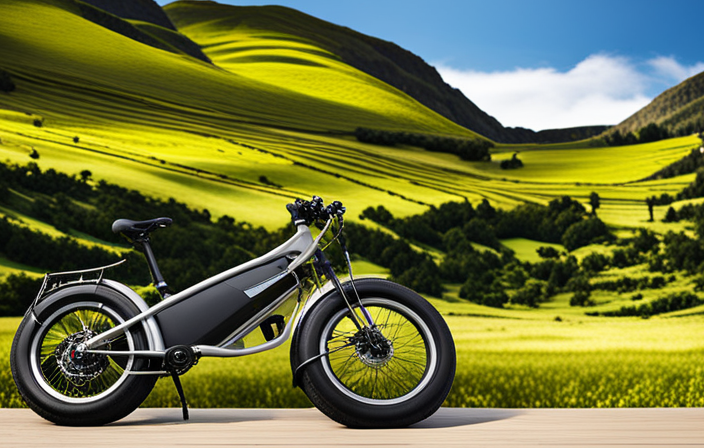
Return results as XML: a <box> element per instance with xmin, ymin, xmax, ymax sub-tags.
<box><xmin>158</xmin><ymin>0</ymin><xmax>704</xmax><ymax>130</ymax></box>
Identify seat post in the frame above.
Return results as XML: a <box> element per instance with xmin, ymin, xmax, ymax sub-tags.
<box><xmin>139</xmin><ymin>238</ymin><xmax>170</xmax><ymax>298</ymax></box>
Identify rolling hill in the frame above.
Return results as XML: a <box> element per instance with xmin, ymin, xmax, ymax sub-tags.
<box><xmin>164</xmin><ymin>1</ymin><xmax>610</xmax><ymax>144</ymax></box>
<box><xmin>0</xmin><ymin>0</ymin><xmax>700</xmax><ymax>230</ymax></box>
<box><xmin>608</xmin><ymin>71</ymin><xmax>704</xmax><ymax>138</ymax></box>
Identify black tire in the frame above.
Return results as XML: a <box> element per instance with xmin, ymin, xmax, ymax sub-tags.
<box><xmin>293</xmin><ymin>278</ymin><xmax>455</xmax><ymax>428</ymax></box>
<box><xmin>10</xmin><ymin>287</ymin><xmax>158</xmax><ymax>426</ymax></box>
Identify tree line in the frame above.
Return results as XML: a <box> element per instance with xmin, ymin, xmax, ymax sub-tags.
<box><xmin>602</xmin><ymin>123</ymin><xmax>672</xmax><ymax>147</ymax></box>
<box><xmin>354</xmin><ymin>127</ymin><xmax>493</xmax><ymax>161</ymax></box>
<box><xmin>358</xmin><ymin>197</ymin><xmax>618</xmax><ymax>307</ymax></box>
<box><xmin>4</xmin><ymin>158</ymin><xmax>704</xmax><ymax>315</ymax></box>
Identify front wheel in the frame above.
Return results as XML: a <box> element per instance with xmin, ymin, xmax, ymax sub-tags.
<box><xmin>293</xmin><ymin>279</ymin><xmax>455</xmax><ymax>428</ymax></box>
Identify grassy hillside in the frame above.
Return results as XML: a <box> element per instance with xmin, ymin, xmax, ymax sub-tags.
<box><xmin>164</xmin><ymin>1</ymin><xmax>523</xmax><ymax>142</ymax></box>
<box><xmin>0</xmin><ymin>0</ymin><xmax>477</xmax><ymax>226</ymax></box>
<box><xmin>0</xmin><ymin>0</ymin><xmax>698</xmax><ymax>231</ymax></box>
<box><xmin>162</xmin><ymin>2</ymin><xmax>483</xmax><ymax>139</ymax></box>
<box><xmin>0</xmin><ymin>0</ymin><xmax>700</xmax><ymax>283</ymax></box>
<box><xmin>609</xmin><ymin>71</ymin><xmax>704</xmax><ymax>137</ymax></box>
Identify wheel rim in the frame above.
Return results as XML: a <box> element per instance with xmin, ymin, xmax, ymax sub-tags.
<box><xmin>319</xmin><ymin>298</ymin><xmax>437</xmax><ymax>405</ymax></box>
<box><xmin>30</xmin><ymin>302</ymin><xmax>134</xmax><ymax>403</ymax></box>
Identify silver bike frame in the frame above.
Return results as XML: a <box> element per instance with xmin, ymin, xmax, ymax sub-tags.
<box><xmin>76</xmin><ymin>219</ymin><xmax>334</xmax><ymax>363</ymax></box>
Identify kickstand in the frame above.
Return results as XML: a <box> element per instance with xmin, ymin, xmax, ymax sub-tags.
<box><xmin>170</xmin><ymin>370</ymin><xmax>189</xmax><ymax>421</ymax></box>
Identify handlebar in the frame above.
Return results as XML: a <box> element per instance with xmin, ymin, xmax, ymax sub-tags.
<box><xmin>287</xmin><ymin>196</ymin><xmax>345</xmax><ymax>227</ymax></box>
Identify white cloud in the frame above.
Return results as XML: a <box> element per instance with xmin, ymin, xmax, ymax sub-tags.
<box><xmin>648</xmin><ymin>56</ymin><xmax>704</xmax><ymax>83</ymax></box>
<box><xmin>436</xmin><ymin>54</ymin><xmax>664</xmax><ymax>131</ymax></box>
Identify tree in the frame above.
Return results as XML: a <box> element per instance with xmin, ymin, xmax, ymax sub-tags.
<box><xmin>646</xmin><ymin>197</ymin><xmax>655</xmax><ymax>222</ymax></box>
<box><xmin>570</xmin><ymin>289</ymin><xmax>594</xmax><ymax>307</ymax></box>
<box><xmin>561</xmin><ymin>218</ymin><xmax>611</xmax><ymax>251</ymax></box>
<box><xmin>589</xmin><ymin>192</ymin><xmax>600</xmax><ymax>216</ymax></box>
<box><xmin>359</xmin><ymin>205</ymin><xmax>394</xmax><ymax>225</ymax></box>
<box><xmin>462</xmin><ymin>218</ymin><xmax>500</xmax><ymax>250</ymax></box>
<box><xmin>476</xmin><ymin>198</ymin><xmax>496</xmax><ymax>221</ymax></box>
<box><xmin>631</xmin><ymin>228</ymin><xmax>659</xmax><ymax>254</ymax></box>
<box><xmin>638</xmin><ymin>123</ymin><xmax>668</xmax><ymax>143</ymax></box>
<box><xmin>581</xmin><ymin>252</ymin><xmax>609</xmax><ymax>273</ymax></box>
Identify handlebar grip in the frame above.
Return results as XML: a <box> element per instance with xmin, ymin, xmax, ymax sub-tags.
<box><xmin>286</xmin><ymin>202</ymin><xmax>299</xmax><ymax>221</ymax></box>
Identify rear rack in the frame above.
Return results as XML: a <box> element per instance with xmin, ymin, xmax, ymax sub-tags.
<box><xmin>30</xmin><ymin>259</ymin><xmax>127</xmax><ymax>312</ymax></box>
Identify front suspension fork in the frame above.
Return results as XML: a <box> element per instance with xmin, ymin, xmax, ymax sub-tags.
<box><xmin>313</xmin><ymin>249</ymin><xmax>374</xmax><ymax>330</ymax></box>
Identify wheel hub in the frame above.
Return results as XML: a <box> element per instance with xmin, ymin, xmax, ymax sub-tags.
<box><xmin>54</xmin><ymin>330</ymin><xmax>109</xmax><ymax>386</ymax></box>
<box><xmin>355</xmin><ymin>327</ymin><xmax>394</xmax><ymax>367</ymax></box>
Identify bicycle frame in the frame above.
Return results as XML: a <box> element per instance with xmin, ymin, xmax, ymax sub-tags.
<box><xmin>29</xmin><ymin>219</ymin><xmax>347</xmax><ymax>374</ymax></box>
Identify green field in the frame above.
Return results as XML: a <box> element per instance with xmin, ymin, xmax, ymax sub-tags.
<box><xmin>3</xmin><ymin>305</ymin><xmax>703</xmax><ymax>409</ymax></box>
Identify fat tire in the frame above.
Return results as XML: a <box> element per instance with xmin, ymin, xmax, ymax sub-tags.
<box><xmin>293</xmin><ymin>278</ymin><xmax>455</xmax><ymax>428</ymax></box>
<box><xmin>10</xmin><ymin>288</ymin><xmax>157</xmax><ymax>426</ymax></box>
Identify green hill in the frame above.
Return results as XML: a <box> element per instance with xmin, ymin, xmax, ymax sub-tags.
<box><xmin>165</xmin><ymin>1</ymin><xmax>573</xmax><ymax>143</ymax></box>
<box><xmin>0</xmin><ymin>0</ymin><xmax>700</xmax><ymax>231</ymax></box>
<box><xmin>609</xmin><ymin>71</ymin><xmax>704</xmax><ymax>137</ymax></box>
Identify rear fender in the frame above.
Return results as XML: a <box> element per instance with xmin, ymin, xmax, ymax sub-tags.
<box><xmin>32</xmin><ymin>279</ymin><xmax>164</xmax><ymax>352</ymax></box>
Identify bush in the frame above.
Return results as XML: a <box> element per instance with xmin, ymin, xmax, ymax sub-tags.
<box><xmin>258</xmin><ymin>175</ymin><xmax>281</xmax><ymax>188</ymax></box>
<box><xmin>595</xmin><ymin>292</ymin><xmax>703</xmax><ymax>317</ymax></box>
<box><xmin>462</xmin><ymin>218</ymin><xmax>500</xmax><ymax>250</ymax></box>
<box><xmin>610</xmin><ymin>247</ymin><xmax>642</xmax><ymax>268</ymax></box>
<box><xmin>537</xmin><ymin>246</ymin><xmax>561</xmax><ymax>259</ymax></box>
<box><xmin>662</xmin><ymin>231</ymin><xmax>704</xmax><ymax>273</ymax></box>
<box><xmin>581</xmin><ymin>252</ymin><xmax>609</xmax><ymax>273</ymax></box>
<box><xmin>547</xmin><ymin>256</ymin><xmax>579</xmax><ymax>289</ymax></box>
<box><xmin>392</xmin><ymin>260</ymin><xmax>443</xmax><ymax>297</ymax></box>
<box><xmin>631</xmin><ymin>228</ymin><xmax>660</xmax><ymax>253</ymax></box>
<box><xmin>663</xmin><ymin>206</ymin><xmax>679</xmax><ymax>222</ymax></box>
<box><xmin>460</xmin><ymin>274</ymin><xmax>508</xmax><ymax>308</ymax></box>
<box><xmin>0</xmin><ymin>273</ymin><xmax>43</xmax><ymax>316</ymax></box>
<box><xmin>561</xmin><ymin>217</ymin><xmax>611</xmax><ymax>251</ymax></box>
<box><xmin>500</xmin><ymin>153</ymin><xmax>523</xmax><ymax>169</ymax></box>
<box><xmin>570</xmin><ymin>289</ymin><xmax>595</xmax><ymax>307</ymax></box>
<box><xmin>511</xmin><ymin>279</ymin><xmax>547</xmax><ymax>307</ymax></box>
<box><xmin>359</xmin><ymin>205</ymin><xmax>394</xmax><ymax>225</ymax></box>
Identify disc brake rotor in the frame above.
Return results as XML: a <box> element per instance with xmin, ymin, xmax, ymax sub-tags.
<box><xmin>355</xmin><ymin>327</ymin><xmax>394</xmax><ymax>367</ymax></box>
<box><xmin>54</xmin><ymin>330</ymin><xmax>109</xmax><ymax>386</ymax></box>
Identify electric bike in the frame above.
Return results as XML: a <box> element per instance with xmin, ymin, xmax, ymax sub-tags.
<box><xmin>11</xmin><ymin>196</ymin><xmax>456</xmax><ymax>428</ymax></box>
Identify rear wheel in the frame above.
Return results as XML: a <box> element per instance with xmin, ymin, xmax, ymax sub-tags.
<box><xmin>11</xmin><ymin>291</ymin><xmax>157</xmax><ymax>425</ymax></box>
<box><xmin>294</xmin><ymin>279</ymin><xmax>455</xmax><ymax>428</ymax></box>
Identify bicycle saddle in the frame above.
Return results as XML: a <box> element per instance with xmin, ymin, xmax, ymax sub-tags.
<box><xmin>112</xmin><ymin>217</ymin><xmax>173</xmax><ymax>240</ymax></box>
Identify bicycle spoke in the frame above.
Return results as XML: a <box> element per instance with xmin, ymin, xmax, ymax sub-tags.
<box><xmin>38</xmin><ymin>308</ymin><xmax>129</xmax><ymax>399</ymax></box>
<box><xmin>325</xmin><ymin>304</ymin><xmax>428</xmax><ymax>400</ymax></box>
